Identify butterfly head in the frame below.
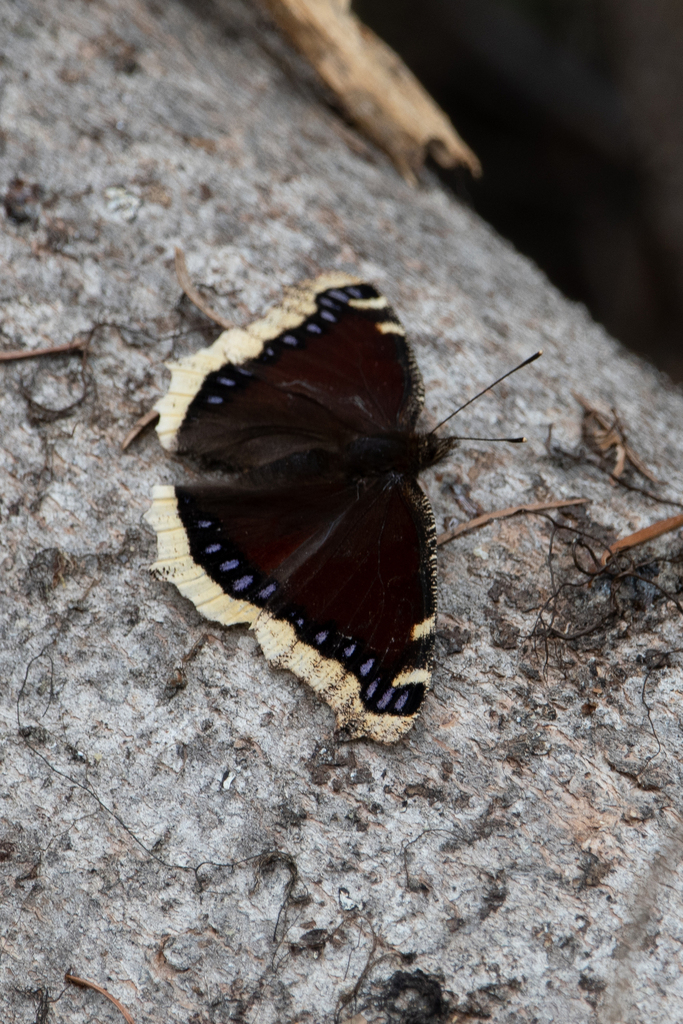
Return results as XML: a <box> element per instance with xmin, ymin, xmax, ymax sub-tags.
<box><xmin>416</xmin><ymin>433</ymin><xmax>461</xmax><ymax>471</ymax></box>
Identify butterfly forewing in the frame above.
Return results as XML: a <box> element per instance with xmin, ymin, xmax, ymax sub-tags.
<box><xmin>156</xmin><ymin>277</ymin><xmax>424</xmax><ymax>469</ymax></box>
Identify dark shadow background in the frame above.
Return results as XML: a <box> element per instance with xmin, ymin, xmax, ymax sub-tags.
<box><xmin>355</xmin><ymin>0</ymin><xmax>683</xmax><ymax>383</ymax></box>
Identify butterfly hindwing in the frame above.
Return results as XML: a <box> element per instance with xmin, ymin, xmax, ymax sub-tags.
<box><xmin>145</xmin><ymin>473</ymin><xmax>435</xmax><ymax>743</ymax></box>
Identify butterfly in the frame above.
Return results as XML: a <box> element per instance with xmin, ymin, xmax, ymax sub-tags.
<box><xmin>145</xmin><ymin>274</ymin><xmax>473</xmax><ymax>742</ymax></box>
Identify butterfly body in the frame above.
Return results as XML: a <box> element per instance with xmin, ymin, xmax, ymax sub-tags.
<box><xmin>145</xmin><ymin>273</ymin><xmax>455</xmax><ymax>743</ymax></box>
<box><xmin>231</xmin><ymin>432</ymin><xmax>455</xmax><ymax>492</ymax></box>
<box><xmin>345</xmin><ymin>432</ymin><xmax>457</xmax><ymax>478</ymax></box>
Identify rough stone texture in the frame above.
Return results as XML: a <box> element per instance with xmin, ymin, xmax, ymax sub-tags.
<box><xmin>1</xmin><ymin>2</ymin><xmax>683</xmax><ymax>1023</ymax></box>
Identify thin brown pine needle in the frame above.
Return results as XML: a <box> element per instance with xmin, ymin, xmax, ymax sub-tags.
<box><xmin>436</xmin><ymin>498</ymin><xmax>588</xmax><ymax>547</ymax></box>
<box><xmin>122</xmin><ymin>408</ymin><xmax>160</xmax><ymax>450</ymax></box>
<box><xmin>175</xmin><ymin>246</ymin><xmax>233</xmax><ymax>328</ymax></box>
<box><xmin>600</xmin><ymin>513</ymin><xmax>683</xmax><ymax>565</ymax></box>
<box><xmin>0</xmin><ymin>337</ymin><xmax>89</xmax><ymax>362</ymax></box>
<box><xmin>65</xmin><ymin>974</ymin><xmax>136</xmax><ymax>1024</ymax></box>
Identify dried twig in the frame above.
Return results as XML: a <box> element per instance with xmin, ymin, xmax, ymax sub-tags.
<box><xmin>436</xmin><ymin>498</ymin><xmax>588</xmax><ymax>548</ymax></box>
<box><xmin>261</xmin><ymin>0</ymin><xmax>480</xmax><ymax>183</ymax></box>
<box><xmin>545</xmin><ymin>424</ymin><xmax>683</xmax><ymax>509</ymax></box>
<box><xmin>639</xmin><ymin>649</ymin><xmax>683</xmax><ymax>775</ymax></box>
<box><xmin>122</xmin><ymin>407</ymin><xmax>160</xmax><ymax>450</ymax></box>
<box><xmin>600</xmin><ymin>514</ymin><xmax>683</xmax><ymax>566</ymax></box>
<box><xmin>607</xmin><ymin>473</ymin><xmax>683</xmax><ymax>509</ymax></box>
<box><xmin>574</xmin><ymin>392</ymin><xmax>659</xmax><ymax>483</ymax></box>
<box><xmin>65</xmin><ymin>974</ymin><xmax>136</xmax><ymax>1024</ymax></box>
<box><xmin>175</xmin><ymin>246</ymin><xmax>233</xmax><ymax>328</ymax></box>
<box><xmin>526</xmin><ymin>502</ymin><xmax>683</xmax><ymax>671</ymax></box>
<box><xmin>11</xmin><ymin>326</ymin><xmax>98</xmax><ymax>421</ymax></box>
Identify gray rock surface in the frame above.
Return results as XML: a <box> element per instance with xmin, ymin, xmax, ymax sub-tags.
<box><xmin>1</xmin><ymin>1</ymin><xmax>682</xmax><ymax>1022</ymax></box>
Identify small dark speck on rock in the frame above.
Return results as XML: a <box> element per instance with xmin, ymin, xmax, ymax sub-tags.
<box><xmin>576</xmin><ymin>851</ymin><xmax>612</xmax><ymax>889</ymax></box>
<box><xmin>277</xmin><ymin>804</ymin><xmax>307</xmax><ymax>827</ymax></box>
<box><xmin>348</xmin><ymin>766</ymin><xmax>372</xmax><ymax>786</ymax></box>
<box><xmin>490</xmin><ymin>619</ymin><xmax>520</xmax><ymax>650</ymax></box>
<box><xmin>380</xmin><ymin>969</ymin><xmax>447</xmax><ymax>1021</ymax></box>
<box><xmin>404</xmin><ymin>783</ymin><xmax>445</xmax><ymax>804</ymax></box>
<box><xmin>480</xmin><ymin>873</ymin><xmax>508</xmax><ymax>919</ymax></box>
<box><xmin>0</xmin><ymin>842</ymin><xmax>15</xmax><ymax>862</ymax></box>
<box><xmin>19</xmin><ymin>725</ymin><xmax>49</xmax><ymax>744</ymax></box>
<box><xmin>296</xmin><ymin>928</ymin><xmax>327</xmax><ymax>951</ymax></box>
<box><xmin>438</xmin><ymin>624</ymin><xmax>471</xmax><ymax>654</ymax></box>
<box><xmin>4</xmin><ymin>177</ymin><xmax>43</xmax><ymax>223</ymax></box>
<box><xmin>578</xmin><ymin>972</ymin><xmax>607</xmax><ymax>1007</ymax></box>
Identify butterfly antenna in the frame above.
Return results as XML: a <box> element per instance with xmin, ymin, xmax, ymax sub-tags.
<box><xmin>430</xmin><ymin>350</ymin><xmax>542</xmax><ymax>434</ymax></box>
<box><xmin>448</xmin><ymin>435</ymin><xmax>527</xmax><ymax>443</ymax></box>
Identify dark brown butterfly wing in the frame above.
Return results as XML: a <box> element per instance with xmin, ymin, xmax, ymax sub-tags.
<box><xmin>154</xmin><ymin>274</ymin><xmax>424</xmax><ymax>469</ymax></box>
<box><xmin>146</xmin><ymin>274</ymin><xmax>437</xmax><ymax>743</ymax></box>
<box><xmin>145</xmin><ymin>471</ymin><xmax>436</xmax><ymax>743</ymax></box>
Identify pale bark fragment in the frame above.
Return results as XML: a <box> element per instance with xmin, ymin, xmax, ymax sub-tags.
<box><xmin>260</xmin><ymin>0</ymin><xmax>481</xmax><ymax>182</ymax></box>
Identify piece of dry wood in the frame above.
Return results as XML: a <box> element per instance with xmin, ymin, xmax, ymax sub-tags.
<box><xmin>65</xmin><ymin>974</ymin><xmax>136</xmax><ymax>1024</ymax></box>
<box><xmin>600</xmin><ymin>513</ymin><xmax>683</xmax><ymax>565</ymax></box>
<box><xmin>436</xmin><ymin>497</ymin><xmax>588</xmax><ymax>547</ymax></box>
<box><xmin>260</xmin><ymin>0</ymin><xmax>480</xmax><ymax>183</ymax></box>
<box><xmin>174</xmin><ymin>246</ymin><xmax>233</xmax><ymax>329</ymax></box>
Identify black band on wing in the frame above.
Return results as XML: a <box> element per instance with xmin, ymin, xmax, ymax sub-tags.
<box><xmin>176</xmin><ymin>488</ymin><xmax>277</xmax><ymax>607</ymax></box>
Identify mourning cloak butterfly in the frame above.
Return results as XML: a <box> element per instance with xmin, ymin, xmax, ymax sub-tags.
<box><xmin>144</xmin><ymin>273</ymin><xmax>464</xmax><ymax>743</ymax></box>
